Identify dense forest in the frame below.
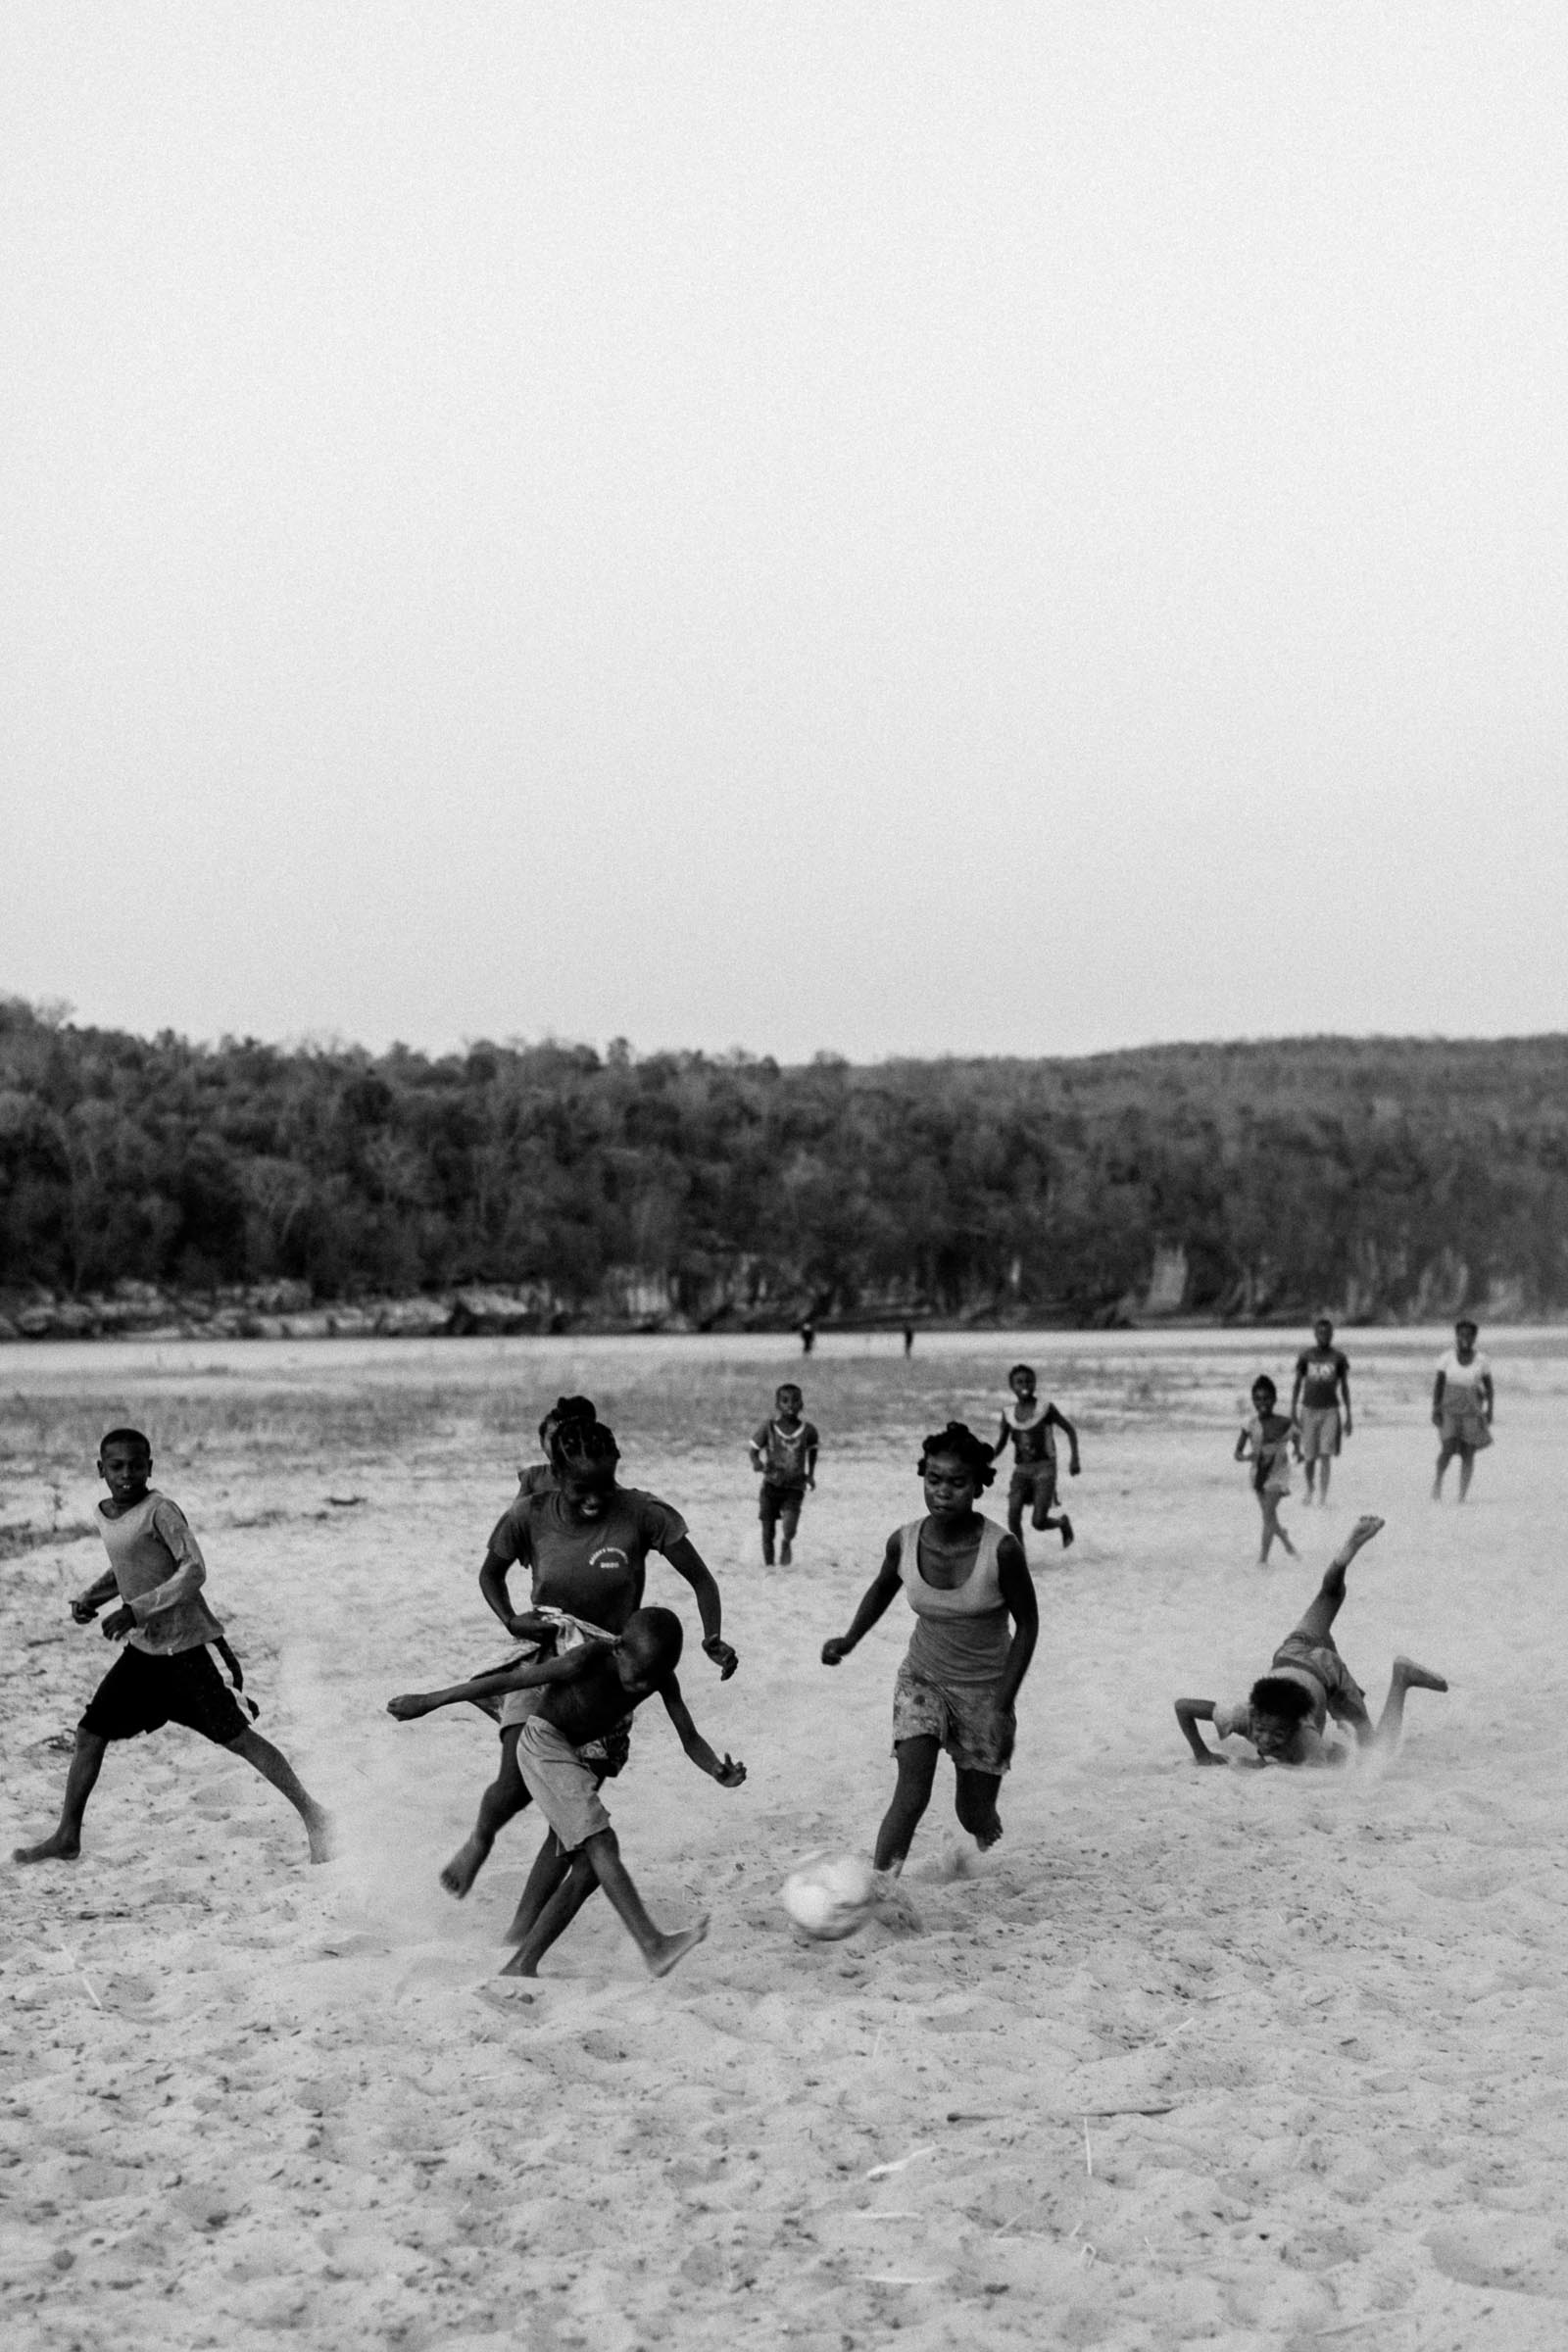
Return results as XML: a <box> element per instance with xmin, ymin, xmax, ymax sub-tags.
<box><xmin>2</xmin><ymin>998</ymin><xmax>1567</xmax><ymax>1334</ymax></box>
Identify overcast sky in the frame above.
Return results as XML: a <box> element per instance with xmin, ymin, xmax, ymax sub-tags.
<box><xmin>4</xmin><ymin>4</ymin><xmax>1565</xmax><ymax>1064</ymax></box>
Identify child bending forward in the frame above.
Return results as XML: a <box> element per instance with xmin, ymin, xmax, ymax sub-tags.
<box><xmin>478</xmin><ymin>1607</ymin><xmax>745</xmax><ymax>1979</ymax></box>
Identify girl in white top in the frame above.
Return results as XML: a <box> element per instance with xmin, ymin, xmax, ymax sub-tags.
<box><xmin>820</xmin><ymin>1422</ymin><xmax>1038</xmax><ymax>1874</ymax></box>
<box><xmin>1432</xmin><ymin>1320</ymin><xmax>1494</xmax><ymax>1501</ymax></box>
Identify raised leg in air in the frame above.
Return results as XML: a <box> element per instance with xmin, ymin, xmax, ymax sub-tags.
<box><xmin>1373</xmin><ymin>1656</ymin><xmax>1448</xmax><ymax>1752</ymax></box>
<box><xmin>1294</xmin><ymin>1514</ymin><xmax>1385</xmax><ymax>1642</ymax></box>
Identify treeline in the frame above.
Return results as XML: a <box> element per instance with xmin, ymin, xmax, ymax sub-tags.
<box><xmin>3</xmin><ymin>999</ymin><xmax>1567</xmax><ymax>1326</ymax></box>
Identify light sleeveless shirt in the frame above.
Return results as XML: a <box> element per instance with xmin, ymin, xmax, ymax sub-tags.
<box><xmin>895</xmin><ymin>1515</ymin><xmax>1010</xmax><ymax>1689</ymax></box>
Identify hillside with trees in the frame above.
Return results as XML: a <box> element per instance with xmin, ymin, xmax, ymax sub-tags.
<box><xmin>2</xmin><ymin>999</ymin><xmax>1566</xmax><ymax>1335</ymax></box>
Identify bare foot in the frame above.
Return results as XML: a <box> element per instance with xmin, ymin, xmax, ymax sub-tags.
<box><xmin>1393</xmin><ymin>1656</ymin><xmax>1448</xmax><ymax>1693</ymax></box>
<box><xmin>780</xmin><ymin>1545</ymin><xmax>793</xmax><ymax>1565</ymax></box>
<box><xmin>498</xmin><ymin>1947</ymin><xmax>539</xmax><ymax>1978</ymax></box>
<box><xmin>1347</xmin><ymin>1514</ymin><xmax>1386</xmax><ymax>1550</ymax></box>
<box><xmin>305</xmin><ymin>1806</ymin><xmax>336</xmax><ymax>1864</ymax></box>
<box><xmin>13</xmin><ymin>1830</ymin><xmax>81</xmax><ymax>1864</ymax></box>
<box><xmin>387</xmin><ymin>1693</ymin><xmax>437</xmax><ymax>1721</ymax></box>
<box><xmin>646</xmin><ymin>1917</ymin><xmax>709</xmax><ymax>1979</ymax></box>
<box><xmin>1058</xmin><ymin>1515</ymin><xmax>1075</xmax><ymax>1548</ymax></box>
<box><xmin>440</xmin><ymin>1833</ymin><xmax>492</xmax><ymax>1898</ymax></box>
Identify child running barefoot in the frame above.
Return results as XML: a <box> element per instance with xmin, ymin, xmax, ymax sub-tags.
<box><xmin>486</xmin><ymin>1608</ymin><xmax>745</xmax><ymax>1980</ymax></box>
<box><xmin>748</xmin><ymin>1384</ymin><xmax>819</xmax><ymax>1565</ymax></box>
<box><xmin>1236</xmin><ymin>1377</ymin><xmax>1299</xmax><ymax>1564</ymax></box>
<box><xmin>994</xmin><ymin>1365</ymin><xmax>1080</xmax><ymax>1552</ymax></box>
<box><xmin>1174</xmin><ymin>1514</ymin><xmax>1447</xmax><ymax>1767</ymax></box>
<box><xmin>13</xmin><ymin>1430</ymin><xmax>331</xmax><ymax>1867</ymax></box>
<box><xmin>820</xmin><ymin>1422</ymin><xmax>1038</xmax><ymax>1873</ymax></box>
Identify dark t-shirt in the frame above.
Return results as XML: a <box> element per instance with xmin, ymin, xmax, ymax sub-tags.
<box><xmin>1296</xmin><ymin>1348</ymin><xmax>1349</xmax><ymax>1411</ymax></box>
<box><xmin>486</xmin><ymin>1486</ymin><xmax>689</xmax><ymax>1631</ymax></box>
<box><xmin>752</xmin><ymin>1419</ymin><xmax>820</xmax><ymax>1492</ymax></box>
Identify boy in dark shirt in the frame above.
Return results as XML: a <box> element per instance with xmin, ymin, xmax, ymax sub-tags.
<box><xmin>748</xmin><ymin>1384</ymin><xmax>819</xmax><ymax>1565</ymax></box>
<box><xmin>397</xmin><ymin>1607</ymin><xmax>744</xmax><ymax>1979</ymax></box>
<box><xmin>1290</xmin><ymin>1321</ymin><xmax>1352</xmax><ymax>1503</ymax></box>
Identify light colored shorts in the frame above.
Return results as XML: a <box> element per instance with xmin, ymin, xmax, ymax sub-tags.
<box><xmin>515</xmin><ymin>1716</ymin><xmax>612</xmax><ymax>1852</ymax></box>
<box><xmin>892</xmin><ymin>1657</ymin><xmax>1013</xmax><ymax>1776</ymax></box>
<box><xmin>1298</xmin><ymin>1406</ymin><xmax>1342</xmax><ymax>1460</ymax></box>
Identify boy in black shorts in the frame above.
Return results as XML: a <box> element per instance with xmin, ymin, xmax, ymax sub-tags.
<box><xmin>12</xmin><ymin>1429</ymin><xmax>331</xmax><ymax>1866</ymax></box>
<box><xmin>748</xmin><ymin>1384</ymin><xmax>819</xmax><ymax>1565</ymax></box>
<box><xmin>1174</xmin><ymin>1515</ymin><xmax>1447</xmax><ymax>1767</ymax></box>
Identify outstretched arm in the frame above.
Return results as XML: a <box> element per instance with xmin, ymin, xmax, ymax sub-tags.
<box><xmin>387</xmin><ymin>1643</ymin><xmax>602</xmax><ymax>1721</ymax></box>
<box><xmin>663</xmin><ymin>1535</ymin><xmax>738</xmax><ymax>1678</ymax></box>
<box><xmin>821</xmin><ymin>1536</ymin><xmax>903</xmax><ymax>1664</ymax></box>
<box><xmin>1175</xmin><ymin>1697</ymin><xmax>1229</xmax><ymax>1765</ymax></box>
<box><xmin>659</xmin><ymin>1673</ymin><xmax>746</xmax><ymax>1786</ymax></box>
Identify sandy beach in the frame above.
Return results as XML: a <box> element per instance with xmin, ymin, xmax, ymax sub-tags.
<box><xmin>4</xmin><ymin>1328</ymin><xmax>1568</xmax><ymax>2350</ymax></box>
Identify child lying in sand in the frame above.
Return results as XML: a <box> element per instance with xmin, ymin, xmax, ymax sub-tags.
<box><xmin>1174</xmin><ymin>1515</ymin><xmax>1447</xmax><ymax>1767</ymax></box>
<box><xmin>14</xmin><ymin>1428</ymin><xmax>331</xmax><ymax>1867</ymax></box>
<box><xmin>393</xmin><ymin>1607</ymin><xmax>744</xmax><ymax>1978</ymax></box>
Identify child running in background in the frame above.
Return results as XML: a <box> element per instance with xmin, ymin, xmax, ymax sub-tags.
<box><xmin>1174</xmin><ymin>1514</ymin><xmax>1446</xmax><ymax>1766</ymax></box>
<box><xmin>489</xmin><ymin>1607</ymin><xmax>745</xmax><ymax>1980</ymax></box>
<box><xmin>1236</xmin><ymin>1376</ymin><xmax>1299</xmax><ymax>1564</ymax></box>
<box><xmin>1432</xmin><ymin>1321</ymin><xmax>1494</xmax><ymax>1502</ymax></box>
<box><xmin>820</xmin><ymin>1422</ymin><xmax>1037</xmax><ymax>1873</ymax></box>
<box><xmin>13</xmin><ymin>1429</ymin><xmax>331</xmax><ymax>1867</ymax></box>
<box><xmin>748</xmin><ymin>1384</ymin><xmax>819</xmax><ymax>1565</ymax></box>
<box><xmin>994</xmin><ymin>1364</ymin><xmax>1080</xmax><ymax>1552</ymax></box>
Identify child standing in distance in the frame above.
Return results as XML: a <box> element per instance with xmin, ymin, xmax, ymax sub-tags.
<box><xmin>1432</xmin><ymin>1321</ymin><xmax>1494</xmax><ymax>1501</ymax></box>
<box><xmin>748</xmin><ymin>1384</ymin><xmax>819</xmax><ymax>1565</ymax></box>
<box><xmin>994</xmin><ymin>1364</ymin><xmax>1079</xmax><ymax>1551</ymax></box>
<box><xmin>820</xmin><ymin>1423</ymin><xmax>1037</xmax><ymax>1873</ymax></box>
<box><xmin>1290</xmin><ymin>1319</ymin><xmax>1352</xmax><ymax>1504</ymax></box>
<box><xmin>482</xmin><ymin>1607</ymin><xmax>745</xmax><ymax>1980</ymax></box>
<box><xmin>1175</xmin><ymin>1514</ymin><xmax>1446</xmax><ymax>1766</ymax></box>
<box><xmin>1236</xmin><ymin>1376</ymin><xmax>1299</xmax><ymax>1564</ymax></box>
<box><xmin>13</xmin><ymin>1430</ymin><xmax>331</xmax><ymax>1867</ymax></box>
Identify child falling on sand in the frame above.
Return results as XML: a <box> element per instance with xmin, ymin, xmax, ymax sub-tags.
<box><xmin>13</xmin><ymin>1429</ymin><xmax>332</xmax><ymax>1867</ymax></box>
<box><xmin>1236</xmin><ymin>1375</ymin><xmax>1299</xmax><ymax>1564</ymax></box>
<box><xmin>1174</xmin><ymin>1514</ymin><xmax>1447</xmax><ymax>1767</ymax></box>
<box><xmin>402</xmin><ymin>1607</ymin><xmax>744</xmax><ymax>1981</ymax></box>
<box><xmin>994</xmin><ymin>1364</ymin><xmax>1079</xmax><ymax>1552</ymax></box>
<box><xmin>821</xmin><ymin>1422</ymin><xmax>1037</xmax><ymax>1874</ymax></box>
<box><xmin>748</xmin><ymin>1382</ymin><xmax>819</xmax><ymax>1565</ymax></box>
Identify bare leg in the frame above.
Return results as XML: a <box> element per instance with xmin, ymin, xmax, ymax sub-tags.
<box><xmin>226</xmin><ymin>1728</ymin><xmax>333</xmax><ymax>1862</ymax></box>
<box><xmin>1293</xmin><ymin>1514</ymin><xmax>1385</xmax><ymax>1642</ymax></box>
<box><xmin>1433</xmin><ymin>1438</ymin><xmax>1459</xmax><ymax>1498</ymax></box>
<box><xmin>1302</xmin><ymin>1458</ymin><xmax>1318</xmax><ymax>1503</ymax></box>
<box><xmin>13</xmin><ymin>1730</ymin><xmax>108</xmax><ymax>1862</ymax></box>
<box><xmin>500</xmin><ymin>1844</ymin><xmax>600</xmax><ymax>1976</ymax></box>
<box><xmin>579</xmin><ymin>1827</ymin><xmax>708</xmax><ymax>1977</ymax></box>
<box><xmin>1373</xmin><ymin>1656</ymin><xmax>1448</xmax><ymax>1752</ymax></box>
<box><xmin>441</xmin><ymin>1727</ymin><xmax>531</xmax><ymax>1897</ymax></box>
<box><xmin>873</xmin><ymin>1736</ymin><xmax>940</xmax><ymax>1873</ymax></box>
<box><xmin>1456</xmin><ymin>1445</ymin><xmax>1476</xmax><ymax>1502</ymax></box>
<box><xmin>501</xmin><ymin>1832</ymin><xmax>576</xmax><ymax>1944</ymax></box>
<box><xmin>1318</xmin><ymin>1455</ymin><xmax>1333</xmax><ymax>1504</ymax></box>
<box><xmin>954</xmin><ymin>1769</ymin><xmax>1004</xmax><ymax>1850</ymax></box>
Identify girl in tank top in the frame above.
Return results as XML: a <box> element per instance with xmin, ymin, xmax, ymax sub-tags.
<box><xmin>820</xmin><ymin>1421</ymin><xmax>1039</xmax><ymax>1876</ymax></box>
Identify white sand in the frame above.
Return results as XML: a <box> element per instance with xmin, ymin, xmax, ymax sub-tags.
<box><xmin>4</xmin><ymin>1329</ymin><xmax>1568</xmax><ymax>2350</ymax></box>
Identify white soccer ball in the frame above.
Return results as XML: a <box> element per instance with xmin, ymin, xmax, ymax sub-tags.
<box><xmin>780</xmin><ymin>1850</ymin><xmax>882</xmax><ymax>1941</ymax></box>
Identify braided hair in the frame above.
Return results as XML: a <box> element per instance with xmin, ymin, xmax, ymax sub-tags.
<box><xmin>549</xmin><ymin>1417</ymin><xmax>620</xmax><ymax>1476</ymax></box>
<box><xmin>916</xmin><ymin>1420</ymin><xmax>997</xmax><ymax>1488</ymax></box>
